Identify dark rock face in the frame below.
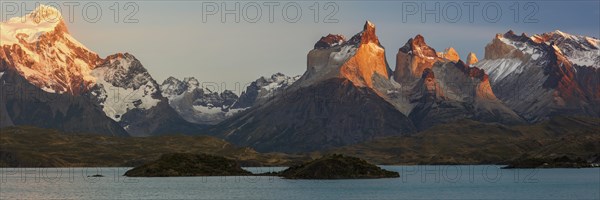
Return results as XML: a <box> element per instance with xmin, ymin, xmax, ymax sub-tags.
<box><xmin>212</xmin><ymin>78</ymin><xmax>416</xmax><ymax>153</ymax></box>
<box><xmin>0</xmin><ymin>70</ymin><xmax>128</xmax><ymax>136</ymax></box>
<box><xmin>279</xmin><ymin>154</ymin><xmax>399</xmax><ymax>179</ymax></box>
<box><xmin>124</xmin><ymin>153</ymin><xmax>251</xmax><ymax>177</ymax></box>
<box><xmin>408</xmin><ymin>60</ymin><xmax>524</xmax><ymax>130</ymax></box>
<box><xmin>117</xmin><ymin>100</ymin><xmax>206</xmax><ymax>136</ymax></box>
<box><xmin>573</xmin><ymin>66</ymin><xmax>600</xmax><ymax>116</ymax></box>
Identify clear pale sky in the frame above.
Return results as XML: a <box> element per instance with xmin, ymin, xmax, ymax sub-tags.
<box><xmin>4</xmin><ymin>1</ymin><xmax>599</xmax><ymax>94</ymax></box>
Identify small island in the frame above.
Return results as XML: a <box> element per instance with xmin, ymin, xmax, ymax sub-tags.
<box><xmin>124</xmin><ymin>153</ymin><xmax>252</xmax><ymax>177</ymax></box>
<box><xmin>277</xmin><ymin>154</ymin><xmax>399</xmax><ymax>179</ymax></box>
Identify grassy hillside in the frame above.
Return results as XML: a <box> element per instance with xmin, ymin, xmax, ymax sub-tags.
<box><xmin>2</xmin><ymin>116</ymin><xmax>598</xmax><ymax>167</ymax></box>
<box><xmin>0</xmin><ymin>126</ymin><xmax>305</xmax><ymax>167</ymax></box>
<box><xmin>328</xmin><ymin>116</ymin><xmax>600</xmax><ymax>165</ymax></box>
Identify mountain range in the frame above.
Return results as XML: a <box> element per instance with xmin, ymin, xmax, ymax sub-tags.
<box><xmin>1</xmin><ymin>5</ymin><xmax>598</xmax><ymax>153</ymax></box>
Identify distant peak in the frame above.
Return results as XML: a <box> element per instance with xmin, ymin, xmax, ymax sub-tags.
<box><xmin>183</xmin><ymin>77</ymin><xmax>199</xmax><ymax>83</ymax></box>
<box><xmin>106</xmin><ymin>52</ymin><xmax>134</xmax><ymax>61</ymax></box>
<box><xmin>553</xmin><ymin>29</ymin><xmax>567</xmax><ymax>35</ymax></box>
<box><xmin>399</xmin><ymin>34</ymin><xmax>437</xmax><ymax>58</ymax></box>
<box><xmin>165</xmin><ymin>76</ymin><xmax>180</xmax><ymax>81</ymax></box>
<box><xmin>314</xmin><ymin>34</ymin><xmax>346</xmax><ymax>49</ymax></box>
<box><xmin>545</xmin><ymin>30</ymin><xmax>577</xmax><ymax>39</ymax></box>
<box><xmin>466</xmin><ymin>52</ymin><xmax>479</xmax><ymax>65</ymax></box>
<box><xmin>495</xmin><ymin>33</ymin><xmax>503</xmax><ymax>39</ymax></box>
<box><xmin>438</xmin><ymin>47</ymin><xmax>460</xmax><ymax>62</ymax></box>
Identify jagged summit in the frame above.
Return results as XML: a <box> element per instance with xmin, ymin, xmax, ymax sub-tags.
<box><xmin>339</xmin><ymin>20</ymin><xmax>388</xmax><ymax>88</ymax></box>
<box><xmin>437</xmin><ymin>47</ymin><xmax>460</xmax><ymax>62</ymax></box>
<box><xmin>365</xmin><ymin>20</ymin><xmax>375</xmax><ymax>28</ymax></box>
<box><xmin>466</xmin><ymin>52</ymin><xmax>479</xmax><ymax>65</ymax></box>
<box><xmin>298</xmin><ymin>20</ymin><xmax>389</xmax><ymax>89</ymax></box>
<box><xmin>312</xmin><ymin>21</ymin><xmax>380</xmax><ymax>50</ymax></box>
<box><xmin>531</xmin><ymin>30</ymin><xmax>599</xmax><ymax>67</ymax></box>
<box><xmin>314</xmin><ymin>34</ymin><xmax>346</xmax><ymax>49</ymax></box>
<box><xmin>360</xmin><ymin>20</ymin><xmax>379</xmax><ymax>45</ymax></box>
<box><xmin>105</xmin><ymin>52</ymin><xmax>132</xmax><ymax>60</ymax></box>
<box><xmin>399</xmin><ymin>35</ymin><xmax>438</xmax><ymax>58</ymax></box>
<box><xmin>394</xmin><ymin>34</ymin><xmax>441</xmax><ymax>82</ymax></box>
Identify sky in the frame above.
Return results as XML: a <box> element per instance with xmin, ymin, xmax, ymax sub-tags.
<box><xmin>3</xmin><ymin>1</ymin><xmax>599</xmax><ymax>94</ymax></box>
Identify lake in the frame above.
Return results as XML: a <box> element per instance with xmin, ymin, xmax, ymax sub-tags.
<box><xmin>1</xmin><ymin>166</ymin><xmax>598</xmax><ymax>199</ymax></box>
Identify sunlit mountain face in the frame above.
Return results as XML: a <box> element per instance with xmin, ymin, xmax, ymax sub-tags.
<box><xmin>1</xmin><ymin>5</ymin><xmax>99</xmax><ymax>95</ymax></box>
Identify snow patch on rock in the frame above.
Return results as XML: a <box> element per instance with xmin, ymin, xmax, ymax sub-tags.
<box><xmin>90</xmin><ymin>54</ymin><xmax>161</xmax><ymax>122</ymax></box>
<box><xmin>477</xmin><ymin>58</ymin><xmax>524</xmax><ymax>82</ymax></box>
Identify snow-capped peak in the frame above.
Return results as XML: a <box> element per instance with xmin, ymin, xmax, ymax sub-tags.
<box><xmin>90</xmin><ymin>53</ymin><xmax>162</xmax><ymax>122</ymax></box>
<box><xmin>183</xmin><ymin>77</ymin><xmax>200</xmax><ymax>92</ymax></box>
<box><xmin>552</xmin><ymin>30</ymin><xmax>574</xmax><ymax>39</ymax></box>
<box><xmin>0</xmin><ymin>4</ymin><xmax>99</xmax><ymax>94</ymax></box>
<box><xmin>530</xmin><ymin>30</ymin><xmax>600</xmax><ymax>67</ymax></box>
<box><xmin>1</xmin><ymin>4</ymin><xmax>66</xmax><ymax>46</ymax></box>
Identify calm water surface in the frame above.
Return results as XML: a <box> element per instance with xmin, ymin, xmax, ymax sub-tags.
<box><xmin>1</xmin><ymin>166</ymin><xmax>598</xmax><ymax>199</ymax></box>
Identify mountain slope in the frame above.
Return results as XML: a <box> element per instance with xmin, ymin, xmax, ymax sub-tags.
<box><xmin>478</xmin><ymin>30</ymin><xmax>600</xmax><ymax>122</ymax></box>
<box><xmin>0</xmin><ymin>69</ymin><xmax>128</xmax><ymax>136</ymax></box>
<box><xmin>233</xmin><ymin>73</ymin><xmax>300</xmax><ymax>109</ymax></box>
<box><xmin>214</xmin><ymin>78</ymin><xmax>416</xmax><ymax>153</ymax></box>
<box><xmin>387</xmin><ymin>34</ymin><xmax>524</xmax><ymax>130</ymax></box>
<box><xmin>211</xmin><ymin>21</ymin><xmax>416</xmax><ymax>153</ymax></box>
<box><xmin>408</xmin><ymin>60</ymin><xmax>524</xmax><ymax>130</ymax></box>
